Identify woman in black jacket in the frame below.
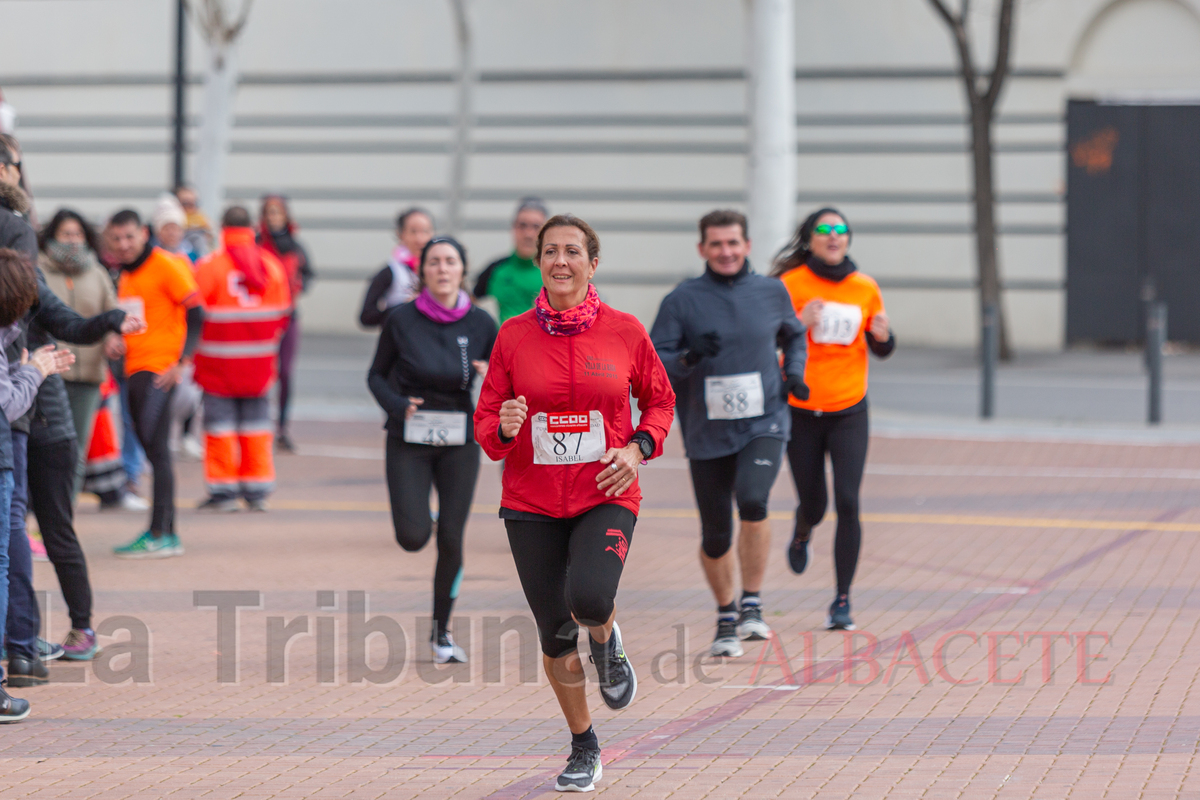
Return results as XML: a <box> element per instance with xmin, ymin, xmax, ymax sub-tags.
<box><xmin>367</xmin><ymin>236</ymin><xmax>496</xmax><ymax>665</ymax></box>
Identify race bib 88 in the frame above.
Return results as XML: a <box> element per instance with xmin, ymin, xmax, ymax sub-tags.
<box><xmin>704</xmin><ymin>373</ymin><xmax>766</xmax><ymax>420</ymax></box>
<box><xmin>532</xmin><ymin>411</ymin><xmax>606</xmax><ymax>464</ymax></box>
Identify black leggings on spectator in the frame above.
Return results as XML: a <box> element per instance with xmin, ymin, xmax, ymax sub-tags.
<box><xmin>126</xmin><ymin>371</ymin><xmax>177</xmax><ymax>536</ymax></box>
<box><xmin>506</xmin><ymin>504</ymin><xmax>636</xmax><ymax>659</ymax></box>
<box><xmin>28</xmin><ymin>437</ymin><xmax>93</xmax><ymax>630</ymax></box>
<box><xmin>385</xmin><ymin>436</ymin><xmax>480</xmax><ymax>635</ymax></box>
<box><xmin>786</xmin><ymin>405</ymin><xmax>869</xmax><ymax>597</ymax></box>
<box><xmin>688</xmin><ymin>436</ymin><xmax>784</xmax><ymax>559</ymax></box>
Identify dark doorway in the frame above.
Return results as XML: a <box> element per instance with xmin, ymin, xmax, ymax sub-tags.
<box><xmin>1066</xmin><ymin>100</ymin><xmax>1200</xmax><ymax>344</ymax></box>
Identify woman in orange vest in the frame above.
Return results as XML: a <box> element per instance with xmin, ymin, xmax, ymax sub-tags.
<box><xmin>772</xmin><ymin>208</ymin><xmax>894</xmax><ymax>632</ymax></box>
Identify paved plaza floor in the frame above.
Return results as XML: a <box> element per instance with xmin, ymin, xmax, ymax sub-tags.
<box><xmin>5</xmin><ymin>407</ymin><xmax>1200</xmax><ymax>798</ymax></box>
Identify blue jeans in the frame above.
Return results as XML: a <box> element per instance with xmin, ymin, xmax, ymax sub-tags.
<box><xmin>0</xmin><ymin>467</ymin><xmax>15</xmax><ymax>681</ymax></box>
<box><xmin>118</xmin><ymin>370</ymin><xmax>145</xmax><ymax>485</ymax></box>
<box><xmin>5</xmin><ymin>431</ymin><xmax>37</xmax><ymax>661</ymax></box>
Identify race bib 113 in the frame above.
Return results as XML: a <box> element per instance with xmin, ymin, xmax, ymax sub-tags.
<box><xmin>812</xmin><ymin>301</ymin><xmax>863</xmax><ymax>346</ymax></box>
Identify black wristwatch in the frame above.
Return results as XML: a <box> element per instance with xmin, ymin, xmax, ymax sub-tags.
<box><xmin>630</xmin><ymin>431</ymin><xmax>655</xmax><ymax>460</ymax></box>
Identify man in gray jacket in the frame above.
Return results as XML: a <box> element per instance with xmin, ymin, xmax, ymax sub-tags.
<box><xmin>651</xmin><ymin>209</ymin><xmax>808</xmax><ymax>658</ymax></box>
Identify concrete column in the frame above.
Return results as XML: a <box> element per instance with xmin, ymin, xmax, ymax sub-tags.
<box><xmin>746</xmin><ymin>0</ymin><xmax>796</xmax><ymax>264</ymax></box>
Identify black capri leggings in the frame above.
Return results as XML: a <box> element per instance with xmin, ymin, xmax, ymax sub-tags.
<box><xmin>385</xmin><ymin>436</ymin><xmax>481</xmax><ymax>635</ymax></box>
<box><xmin>506</xmin><ymin>504</ymin><xmax>636</xmax><ymax>659</ymax></box>
<box><xmin>126</xmin><ymin>371</ymin><xmax>176</xmax><ymax>535</ymax></box>
<box><xmin>785</xmin><ymin>405</ymin><xmax>869</xmax><ymax>596</ymax></box>
<box><xmin>688</xmin><ymin>436</ymin><xmax>784</xmax><ymax>559</ymax></box>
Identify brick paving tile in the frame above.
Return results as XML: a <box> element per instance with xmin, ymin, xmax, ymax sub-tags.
<box><xmin>3</xmin><ymin>421</ymin><xmax>1199</xmax><ymax>797</ymax></box>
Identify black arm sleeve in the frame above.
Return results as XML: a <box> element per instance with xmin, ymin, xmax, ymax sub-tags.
<box><xmin>182</xmin><ymin>305</ymin><xmax>204</xmax><ymax>359</ymax></box>
<box><xmin>473</xmin><ymin>259</ymin><xmax>501</xmax><ymax>299</ymax></box>
<box><xmin>366</xmin><ymin>322</ymin><xmax>411</xmax><ymax>421</ymax></box>
<box><xmin>867</xmin><ymin>330</ymin><xmax>896</xmax><ymax>359</ymax></box>
<box><xmin>359</xmin><ymin>267</ymin><xmax>394</xmax><ymax>328</ymax></box>
<box><xmin>31</xmin><ymin>274</ymin><xmax>126</xmax><ymax>347</ymax></box>
<box><xmin>296</xmin><ymin>243</ymin><xmax>315</xmax><ymax>294</ymax></box>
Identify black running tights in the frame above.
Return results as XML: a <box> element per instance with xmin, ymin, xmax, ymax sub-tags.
<box><xmin>506</xmin><ymin>505</ymin><xmax>636</xmax><ymax>659</ymax></box>
<box><xmin>385</xmin><ymin>436</ymin><xmax>480</xmax><ymax>635</ymax></box>
<box><xmin>785</xmin><ymin>406</ymin><xmax>869</xmax><ymax>596</ymax></box>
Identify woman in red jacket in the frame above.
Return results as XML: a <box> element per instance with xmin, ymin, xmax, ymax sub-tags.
<box><xmin>475</xmin><ymin>215</ymin><xmax>675</xmax><ymax>793</ymax></box>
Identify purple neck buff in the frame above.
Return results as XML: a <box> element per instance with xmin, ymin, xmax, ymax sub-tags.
<box><xmin>414</xmin><ymin>288</ymin><xmax>472</xmax><ymax>323</ymax></box>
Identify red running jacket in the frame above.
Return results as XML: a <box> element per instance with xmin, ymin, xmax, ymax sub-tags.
<box><xmin>474</xmin><ymin>302</ymin><xmax>676</xmax><ymax>519</ymax></box>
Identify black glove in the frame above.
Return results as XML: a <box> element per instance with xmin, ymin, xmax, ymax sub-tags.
<box><xmin>786</xmin><ymin>374</ymin><xmax>810</xmax><ymax>402</ymax></box>
<box><xmin>681</xmin><ymin>331</ymin><xmax>722</xmax><ymax>367</ymax></box>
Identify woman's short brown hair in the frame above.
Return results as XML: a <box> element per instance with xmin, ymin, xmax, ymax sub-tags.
<box><xmin>536</xmin><ymin>214</ymin><xmax>600</xmax><ymax>262</ymax></box>
<box><xmin>0</xmin><ymin>248</ymin><xmax>39</xmax><ymax>327</ymax></box>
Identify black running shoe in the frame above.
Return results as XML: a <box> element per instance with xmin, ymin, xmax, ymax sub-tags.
<box><xmin>826</xmin><ymin>594</ymin><xmax>856</xmax><ymax>630</ymax></box>
<box><xmin>736</xmin><ymin>603</ymin><xmax>771</xmax><ymax>641</ymax></box>
<box><xmin>589</xmin><ymin>621</ymin><xmax>636</xmax><ymax>710</ymax></box>
<box><xmin>555</xmin><ymin>743</ymin><xmax>602</xmax><ymax>792</ymax></box>
<box><xmin>711</xmin><ymin>616</ymin><xmax>744</xmax><ymax>657</ymax></box>
<box><xmin>0</xmin><ymin>686</ymin><xmax>30</xmax><ymax>723</ymax></box>
<box><xmin>788</xmin><ymin>526</ymin><xmax>812</xmax><ymax>574</ymax></box>
<box><xmin>6</xmin><ymin>657</ymin><xmax>48</xmax><ymax>688</ymax></box>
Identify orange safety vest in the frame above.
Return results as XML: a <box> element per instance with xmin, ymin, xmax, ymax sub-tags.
<box><xmin>192</xmin><ymin>229</ymin><xmax>292</xmax><ymax>398</ymax></box>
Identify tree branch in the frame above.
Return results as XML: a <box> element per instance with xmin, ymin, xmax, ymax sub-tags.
<box><xmin>983</xmin><ymin>0</ymin><xmax>1016</xmax><ymax>112</ymax></box>
<box><xmin>926</xmin><ymin>0</ymin><xmax>978</xmax><ymax>102</ymax></box>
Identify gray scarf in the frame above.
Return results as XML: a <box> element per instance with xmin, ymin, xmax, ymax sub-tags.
<box><xmin>46</xmin><ymin>240</ymin><xmax>96</xmax><ymax>276</ymax></box>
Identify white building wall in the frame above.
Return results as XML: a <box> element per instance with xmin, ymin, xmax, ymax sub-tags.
<box><xmin>2</xmin><ymin>0</ymin><xmax>1199</xmax><ymax>349</ymax></box>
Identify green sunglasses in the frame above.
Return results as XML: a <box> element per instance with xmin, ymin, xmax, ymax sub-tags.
<box><xmin>813</xmin><ymin>223</ymin><xmax>848</xmax><ymax>236</ymax></box>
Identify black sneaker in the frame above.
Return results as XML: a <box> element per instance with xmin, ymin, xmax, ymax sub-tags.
<box><xmin>826</xmin><ymin>594</ymin><xmax>856</xmax><ymax>630</ymax></box>
<box><xmin>0</xmin><ymin>686</ymin><xmax>30</xmax><ymax>723</ymax></box>
<box><xmin>555</xmin><ymin>743</ymin><xmax>602</xmax><ymax>792</ymax></box>
<box><xmin>6</xmin><ymin>657</ymin><xmax>48</xmax><ymax>688</ymax></box>
<box><xmin>275</xmin><ymin>433</ymin><xmax>296</xmax><ymax>453</ymax></box>
<box><xmin>710</xmin><ymin>616</ymin><xmax>744</xmax><ymax>658</ymax></box>
<box><xmin>736</xmin><ymin>602</ymin><xmax>771</xmax><ymax>641</ymax></box>
<box><xmin>196</xmin><ymin>496</ymin><xmax>240</xmax><ymax>513</ymax></box>
<box><xmin>788</xmin><ymin>525</ymin><xmax>813</xmax><ymax>574</ymax></box>
<box><xmin>589</xmin><ymin>621</ymin><xmax>636</xmax><ymax>710</ymax></box>
<box><xmin>38</xmin><ymin>638</ymin><xmax>65</xmax><ymax>662</ymax></box>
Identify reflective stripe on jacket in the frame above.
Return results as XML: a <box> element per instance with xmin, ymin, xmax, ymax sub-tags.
<box><xmin>193</xmin><ymin>243</ymin><xmax>291</xmax><ymax>398</ymax></box>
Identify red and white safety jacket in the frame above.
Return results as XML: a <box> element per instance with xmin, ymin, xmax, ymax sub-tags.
<box><xmin>474</xmin><ymin>303</ymin><xmax>676</xmax><ymax>519</ymax></box>
<box><xmin>192</xmin><ymin>228</ymin><xmax>292</xmax><ymax>398</ymax></box>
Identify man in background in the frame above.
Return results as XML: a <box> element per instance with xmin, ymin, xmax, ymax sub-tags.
<box><xmin>472</xmin><ymin>197</ymin><xmax>548</xmax><ymax>323</ymax></box>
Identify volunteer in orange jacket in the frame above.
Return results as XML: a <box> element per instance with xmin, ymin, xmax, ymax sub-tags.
<box><xmin>110</xmin><ymin>208</ymin><xmax>204</xmax><ymax>559</ymax></box>
<box><xmin>474</xmin><ymin>215</ymin><xmax>674</xmax><ymax>793</ymax></box>
<box><xmin>773</xmin><ymin>207</ymin><xmax>895</xmax><ymax>632</ymax></box>
<box><xmin>192</xmin><ymin>207</ymin><xmax>291</xmax><ymax>512</ymax></box>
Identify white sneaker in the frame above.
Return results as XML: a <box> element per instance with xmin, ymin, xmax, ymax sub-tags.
<box><xmin>180</xmin><ymin>435</ymin><xmax>203</xmax><ymax>461</ymax></box>
<box><xmin>431</xmin><ymin>632</ymin><xmax>467</xmax><ymax>664</ymax></box>
<box><xmin>119</xmin><ymin>493</ymin><xmax>149</xmax><ymax>511</ymax></box>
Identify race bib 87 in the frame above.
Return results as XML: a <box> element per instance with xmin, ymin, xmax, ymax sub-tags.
<box><xmin>532</xmin><ymin>411</ymin><xmax>606</xmax><ymax>464</ymax></box>
<box><xmin>812</xmin><ymin>301</ymin><xmax>863</xmax><ymax>346</ymax></box>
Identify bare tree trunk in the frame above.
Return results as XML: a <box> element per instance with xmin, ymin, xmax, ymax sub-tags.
<box><xmin>446</xmin><ymin>0</ymin><xmax>473</xmax><ymax>236</ymax></box>
<box><xmin>189</xmin><ymin>0</ymin><xmax>253</xmax><ymax>222</ymax></box>
<box><xmin>195</xmin><ymin>40</ymin><xmax>238</xmax><ymax>221</ymax></box>
<box><xmin>927</xmin><ymin>0</ymin><xmax>1017</xmax><ymax>361</ymax></box>
<box><xmin>970</xmin><ymin>102</ymin><xmax>1011</xmax><ymax>359</ymax></box>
